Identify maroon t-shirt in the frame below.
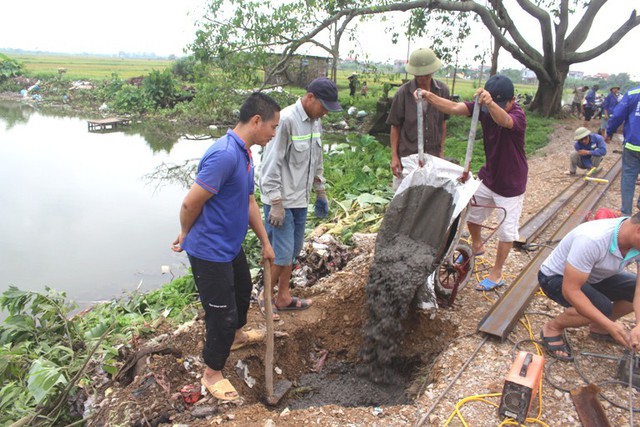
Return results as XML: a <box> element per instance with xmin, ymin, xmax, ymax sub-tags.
<box><xmin>464</xmin><ymin>101</ymin><xmax>528</xmax><ymax>197</ymax></box>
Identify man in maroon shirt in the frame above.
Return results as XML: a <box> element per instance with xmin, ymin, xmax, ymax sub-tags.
<box><xmin>417</xmin><ymin>75</ymin><xmax>528</xmax><ymax>291</ymax></box>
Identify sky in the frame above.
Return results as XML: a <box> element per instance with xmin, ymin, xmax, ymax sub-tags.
<box><xmin>1</xmin><ymin>0</ymin><xmax>639</xmax><ymax>77</ymax></box>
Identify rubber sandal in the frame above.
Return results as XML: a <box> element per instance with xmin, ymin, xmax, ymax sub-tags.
<box><xmin>231</xmin><ymin>329</ymin><xmax>266</xmax><ymax>351</ymax></box>
<box><xmin>201</xmin><ymin>378</ymin><xmax>239</xmax><ymax>401</ymax></box>
<box><xmin>276</xmin><ymin>296</ymin><xmax>311</xmax><ymax>311</ymax></box>
<box><xmin>258</xmin><ymin>290</ymin><xmax>280</xmax><ymax>321</ymax></box>
<box><xmin>475</xmin><ymin>277</ymin><xmax>505</xmax><ymax>291</ymax></box>
<box><xmin>539</xmin><ymin>330</ymin><xmax>573</xmax><ymax>361</ymax></box>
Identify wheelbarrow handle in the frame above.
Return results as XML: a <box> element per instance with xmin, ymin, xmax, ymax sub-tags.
<box><xmin>460</xmin><ymin>97</ymin><xmax>480</xmax><ymax>183</ymax></box>
<box><xmin>416</xmin><ymin>88</ymin><xmax>425</xmax><ymax>167</ymax></box>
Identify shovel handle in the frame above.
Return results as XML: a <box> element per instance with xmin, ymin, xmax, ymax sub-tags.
<box><xmin>462</xmin><ymin>97</ymin><xmax>480</xmax><ymax>180</ymax></box>
<box><xmin>263</xmin><ymin>262</ymin><xmax>274</xmax><ymax>401</ymax></box>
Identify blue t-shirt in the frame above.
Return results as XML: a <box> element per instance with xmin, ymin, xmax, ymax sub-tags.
<box><xmin>182</xmin><ymin>130</ymin><xmax>254</xmax><ymax>262</ymax></box>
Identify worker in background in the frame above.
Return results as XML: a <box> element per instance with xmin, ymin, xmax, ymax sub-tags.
<box><xmin>566</xmin><ymin>126</ymin><xmax>606</xmax><ymax>175</ymax></box>
<box><xmin>600</xmin><ymin>86</ymin><xmax>620</xmax><ymax>137</ymax></box>
<box><xmin>386</xmin><ymin>47</ymin><xmax>450</xmax><ymax>190</ymax></box>
<box><xmin>583</xmin><ymin>84</ymin><xmax>599</xmax><ymax>128</ymax></box>
<box><xmin>416</xmin><ymin>74</ymin><xmax>527</xmax><ymax>292</ymax></box>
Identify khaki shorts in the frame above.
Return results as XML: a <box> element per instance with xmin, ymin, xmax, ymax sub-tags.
<box><xmin>466</xmin><ymin>182</ymin><xmax>524</xmax><ymax>242</ymax></box>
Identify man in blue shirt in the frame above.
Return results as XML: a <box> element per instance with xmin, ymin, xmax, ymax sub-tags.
<box><xmin>600</xmin><ymin>86</ymin><xmax>620</xmax><ymax>136</ymax></box>
<box><xmin>172</xmin><ymin>92</ymin><xmax>280</xmax><ymax>401</ymax></box>
<box><xmin>566</xmin><ymin>126</ymin><xmax>606</xmax><ymax>175</ymax></box>
<box><xmin>583</xmin><ymin>84</ymin><xmax>599</xmax><ymax>126</ymax></box>
<box><xmin>606</xmin><ymin>86</ymin><xmax>640</xmax><ymax>215</ymax></box>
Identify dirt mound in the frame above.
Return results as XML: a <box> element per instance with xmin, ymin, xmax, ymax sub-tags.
<box><xmin>86</xmin><ymin>236</ymin><xmax>455</xmax><ymax>426</ymax></box>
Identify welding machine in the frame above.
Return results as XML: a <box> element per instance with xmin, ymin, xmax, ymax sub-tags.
<box><xmin>498</xmin><ymin>351</ymin><xmax>545</xmax><ymax>424</ymax></box>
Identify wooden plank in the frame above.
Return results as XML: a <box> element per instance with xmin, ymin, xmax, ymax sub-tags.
<box><xmin>477</xmin><ymin>157</ymin><xmax>622</xmax><ymax>339</ymax></box>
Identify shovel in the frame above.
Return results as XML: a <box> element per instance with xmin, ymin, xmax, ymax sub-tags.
<box><xmin>263</xmin><ymin>262</ymin><xmax>292</xmax><ymax>405</ymax></box>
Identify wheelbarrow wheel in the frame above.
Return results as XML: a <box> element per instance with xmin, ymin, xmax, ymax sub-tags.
<box><xmin>434</xmin><ymin>243</ymin><xmax>474</xmax><ymax>302</ymax></box>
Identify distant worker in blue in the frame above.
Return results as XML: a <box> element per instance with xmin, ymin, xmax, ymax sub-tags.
<box><xmin>606</xmin><ymin>86</ymin><xmax>640</xmax><ymax>216</ymax></box>
<box><xmin>600</xmin><ymin>86</ymin><xmax>620</xmax><ymax>136</ymax></box>
<box><xmin>566</xmin><ymin>127</ymin><xmax>606</xmax><ymax>175</ymax></box>
<box><xmin>583</xmin><ymin>84</ymin><xmax>599</xmax><ymax>127</ymax></box>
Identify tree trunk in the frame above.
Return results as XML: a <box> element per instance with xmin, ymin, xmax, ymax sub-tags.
<box><xmin>528</xmin><ymin>79</ymin><xmax>565</xmax><ymax>117</ymax></box>
<box><xmin>490</xmin><ymin>35</ymin><xmax>499</xmax><ymax>76</ymax></box>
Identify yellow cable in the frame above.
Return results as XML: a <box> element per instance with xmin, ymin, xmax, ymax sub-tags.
<box><xmin>444</xmin><ymin>306</ymin><xmax>551</xmax><ymax>426</ymax></box>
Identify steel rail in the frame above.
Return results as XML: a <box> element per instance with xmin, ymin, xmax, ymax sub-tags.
<box><xmin>477</xmin><ymin>156</ymin><xmax>622</xmax><ymax>339</ymax></box>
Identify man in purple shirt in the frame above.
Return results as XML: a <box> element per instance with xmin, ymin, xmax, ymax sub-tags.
<box><xmin>417</xmin><ymin>75</ymin><xmax>528</xmax><ymax>291</ymax></box>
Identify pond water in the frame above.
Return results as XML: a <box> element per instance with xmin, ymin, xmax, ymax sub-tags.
<box><xmin>0</xmin><ymin>101</ymin><xmax>222</xmax><ymax>312</ymax></box>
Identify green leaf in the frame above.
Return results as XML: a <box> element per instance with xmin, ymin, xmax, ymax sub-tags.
<box><xmin>27</xmin><ymin>358</ymin><xmax>68</xmax><ymax>405</ymax></box>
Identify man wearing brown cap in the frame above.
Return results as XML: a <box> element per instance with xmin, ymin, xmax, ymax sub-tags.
<box><xmin>259</xmin><ymin>77</ymin><xmax>342</xmax><ymax>318</ymax></box>
<box><xmin>386</xmin><ymin>47</ymin><xmax>450</xmax><ymax>190</ymax></box>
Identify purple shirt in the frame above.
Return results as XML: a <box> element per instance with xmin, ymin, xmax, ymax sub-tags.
<box><xmin>464</xmin><ymin>101</ymin><xmax>528</xmax><ymax>197</ymax></box>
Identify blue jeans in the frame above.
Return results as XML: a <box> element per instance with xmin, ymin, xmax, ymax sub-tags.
<box><xmin>264</xmin><ymin>204</ymin><xmax>307</xmax><ymax>266</ymax></box>
<box><xmin>621</xmin><ymin>147</ymin><xmax>640</xmax><ymax>215</ymax></box>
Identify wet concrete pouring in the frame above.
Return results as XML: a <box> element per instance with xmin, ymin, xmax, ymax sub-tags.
<box><xmin>85</xmin><ymin>184</ymin><xmax>458</xmax><ymax>426</ymax></box>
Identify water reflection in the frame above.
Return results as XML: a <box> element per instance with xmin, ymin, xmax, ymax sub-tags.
<box><xmin>0</xmin><ymin>101</ymin><xmax>213</xmax><ymax>311</ymax></box>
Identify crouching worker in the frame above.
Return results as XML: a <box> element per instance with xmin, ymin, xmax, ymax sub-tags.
<box><xmin>567</xmin><ymin>126</ymin><xmax>606</xmax><ymax>175</ymax></box>
<box><xmin>538</xmin><ymin>213</ymin><xmax>640</xmax><ymax>361</ymax></box>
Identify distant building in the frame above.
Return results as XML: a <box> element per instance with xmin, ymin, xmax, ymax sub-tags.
<box><xmin>394</xmin><ymin>59</ymin><xmax>408</xmax><ymax>73</ymax></box>
<box><xmin>521</xmin><ymin>69</ymin><xmax>538</xmax><ymax>84</ymax></box>
<box><xmin>568</xmin><ymin>70</ymin><xmax>584</xmax><ymax>79</ymax></box>
<box><xmin>264</xmin><ymin>54</ymin><xmax>331</xmax><ymax>87</ymax></box>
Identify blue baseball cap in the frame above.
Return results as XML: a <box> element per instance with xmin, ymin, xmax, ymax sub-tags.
<box><xmin>307</xmin><ymin>77</ymin><xmax>342</xmax><ymax>112</ymax></box>
<box><xmin>484</xmin><ymin>74</ymin><xmax>514</xmax><ymax>108</ymax></box>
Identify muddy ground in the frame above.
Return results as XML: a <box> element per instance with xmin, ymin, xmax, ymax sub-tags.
<box><xmin>83</xmin><ymin>117</ymin><xmax>638</xmax><ymax>427</ymax></box>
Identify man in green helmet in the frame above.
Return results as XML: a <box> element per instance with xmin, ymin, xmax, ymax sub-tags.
<box><xmin>386</xmin><ymin>47</ymin><xmax>450</xmax><ymax>190</ymax></box>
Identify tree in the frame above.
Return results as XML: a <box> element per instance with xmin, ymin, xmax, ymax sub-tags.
<box><xmin>191</xmin><ymin>0</ymin><xmax>374</xmax><ymax>85</ymax></box>
<box><xmin>195</xmin><ymin>0</ymin><xmax>639</xmax><ymax>116</ymax></box>
<box><xmin>311</xmin><ymin>0</ymin><xmax>640</xmax><ymax>116</ymax></box>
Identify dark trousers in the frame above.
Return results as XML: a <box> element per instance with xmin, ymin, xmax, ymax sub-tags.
<box><xmin>188</xmin><ymin>250</ymin><xmax>251</xmax><ymax>371</ymax></box>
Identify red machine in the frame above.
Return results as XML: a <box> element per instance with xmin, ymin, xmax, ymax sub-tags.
<box><xmin>498</xmin><ymin>351</ymin><xmax>545</xmax><ymax>424</ymax></box>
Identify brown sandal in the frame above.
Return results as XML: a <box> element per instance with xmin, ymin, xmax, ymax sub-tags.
<box><xmin>201</xmin><ymin>378</ymin><xmax>239</xmax><ymax>401</ymax></box>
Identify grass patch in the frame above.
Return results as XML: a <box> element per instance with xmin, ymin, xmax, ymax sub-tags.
<box><xmin>4</xmin><ymin>53</ymin><xmax>172</xmax><ymax>80</ymax></box>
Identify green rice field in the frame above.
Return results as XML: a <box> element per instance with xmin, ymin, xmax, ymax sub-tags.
<box><xmin>3</xmin><ymin>52</ymin><xmax>172</xmax><ymax>80</ymax></box>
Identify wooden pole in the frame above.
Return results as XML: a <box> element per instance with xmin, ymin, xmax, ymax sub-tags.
<box><xmin>263</xmin><ymin>262</ymin><xmax>275</xmax><ymax>403</ymax></box>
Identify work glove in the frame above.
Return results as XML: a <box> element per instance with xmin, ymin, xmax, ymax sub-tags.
<box><xmin>314</xmin><ymin>190</ymin><xmax>329</xmax><ymax>219</ymax></box>
<box><xmin>268</xmin><ymin>199</ymin><xmax>285</xmax><ymax>227</ymax></box>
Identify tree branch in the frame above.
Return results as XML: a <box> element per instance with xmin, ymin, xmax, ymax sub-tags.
<box><xmin>515</xmin><ymin>0</ymin><xmax>555</xmax><ymax>77</ymax></box>
<box><xmin>565</xmin><ymin>9</ymin><xmax>640</xmax><ymax>63</ymax></box>
<box><xmin>554</xmin><ymin>0</ymin><xmax>569</xmax><ymax>61</ymax></box>
<box><xmin>564</xmin><ymin>0</ymin><xmax>607</xmax><ymax>52</ymax></box>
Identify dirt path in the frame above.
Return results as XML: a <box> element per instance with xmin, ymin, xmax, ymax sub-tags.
<box><xmin>85</xmin><ymin>117</ymin><xmax>636</xmax><ymax>427</ymax></box>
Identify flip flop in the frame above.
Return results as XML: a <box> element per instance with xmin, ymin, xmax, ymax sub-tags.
<box><xmin>231</xmin><ymin>329</ymin><xmax>266</xmax><ymax>351</ymax></box>
<box><xmin>539</xmin><ymin>330</ymin><xmax>573</xmax><ymax>361</ymax></box>
<box><xmin>277</xmin><ymin>296</ymin><xmax>311</xmax><ymax>311</ymax></box>
<box><xmin>475</xmin><ymin>277</ymin><xmax>505</xmax><ymax>291</ymax></box>
<box><xmin>200</xmin><ymin>378</ymin><xmax>239</xmax><ymax>401</ymax></box>
<box><xmin>258</xmin><ymin>290</ymin><xmax>280</xmax><ymax>321</ymax></box>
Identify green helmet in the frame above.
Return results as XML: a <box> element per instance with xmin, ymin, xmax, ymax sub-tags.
<box><xmin>406</xmin><ymin>48</ymin><xmax>442</xmax><ymax>76</ymax></box>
